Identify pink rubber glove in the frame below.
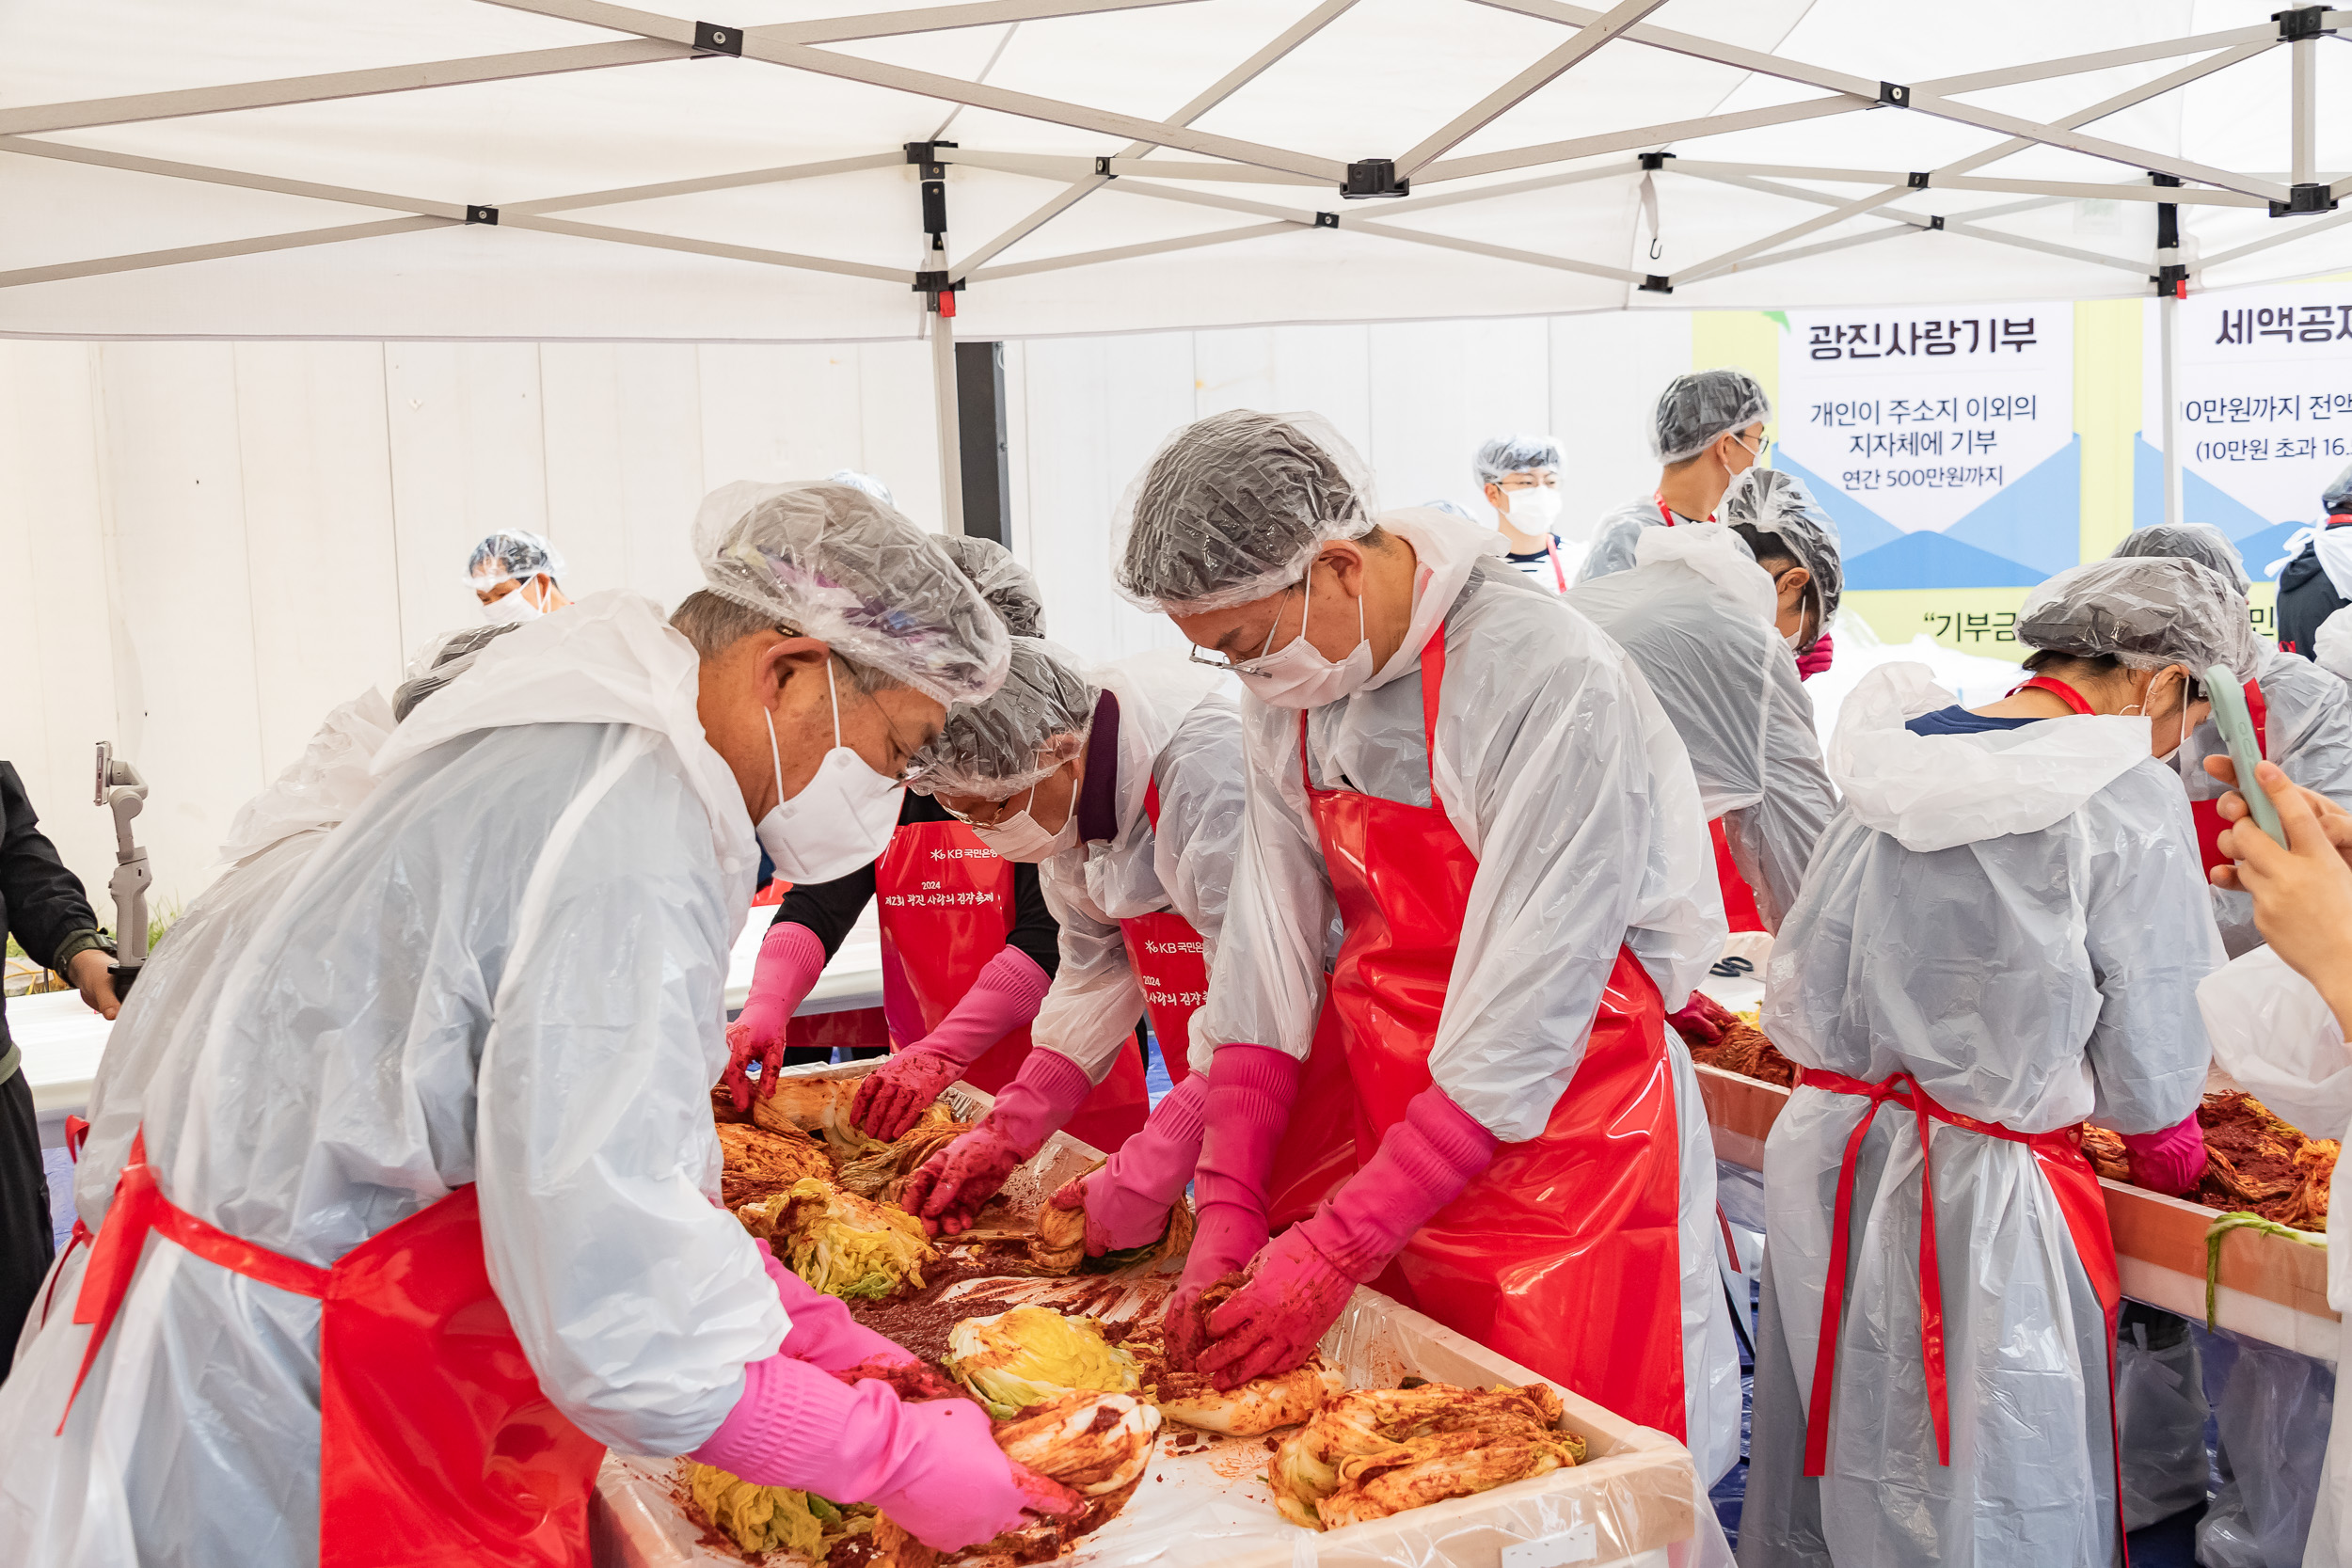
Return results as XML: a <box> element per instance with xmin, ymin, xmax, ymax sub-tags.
<box><xmin>725</xmin><ymin>922</ymin><xmax>828</xmax><ymax>1110</ymax></box>
<box><xmin>852</xmin><ymin>946</ymin><xmax>1052</xmax><ymax>1139</ymax></box>
<box><xmin>1049</xmin><ymin>1072</ymin><xmax>1208</xmax><ymax>1255</ymax></box>
<box><xmin>1198</xmin><ymin>1085</ymin><xmax>1497</xmax><ymax>1390</ymax></box>
<box><xmin>2121</xmin><ymin>1109</ymin><xmax>2208</xmax><ymax>1197</ymax></box>
<box><xmin>1666</xmin><ymin>990</ymin><xmax>1738</xmax><ymax>1049</ymax></box>
<box><xmin>1164</xmin><ymin>1045</ymin><xmax>1301</xmax><ymax>1370</ymax></box>
<box><xmin>691</xmin><ymin>1350</ymin><xmax>1080</xmax><ymax>1551</ymax></box>
<box><xmin>1795</xmin><ymin>631</ymin><xmax>1835</xmax><ymax>681</ymax></box>
<box><xmin>900</xmin><ymin>1048</ymin><xmax>1093</xmax><ymax>1236</ymax></box>
<box><xmin>759</xmin><ymin>1242</ymin><xmax>917</xmax><ymax>1372</ymax></box>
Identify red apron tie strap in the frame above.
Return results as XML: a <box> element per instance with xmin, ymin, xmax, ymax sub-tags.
<box><xmin>1797</xmin><ymin>1069</ymin><xmax>2088</xmax><ymax>1477</ymax></box>
<box><xmin>2010</xmin><ymin>674</ymin><xmax>2097</xmax><ymax>715</ymax></box>
<box><xmin>59</xmin><ymin>1130</ymin><xmax>329</xmax><ymax>1433</ymax></box>
<box><xmin>1143</xmin><ymin>776</ymin><xmax>1161</xmax><ymax>831</ymax></box>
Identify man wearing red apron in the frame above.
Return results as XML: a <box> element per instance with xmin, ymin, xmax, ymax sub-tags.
<box><xmin>1577</xmin><ymin>367</ymin><xmax>1770</xmax><ymax>587</ymax></box>
<box><xmin>879</xmin><ymin>643</ymin><xmax>1234</xmax><ymax>1240</ymax></box>
<box><xmin>1737</xmin><ymin>556</ymin><xmax>2249</xmax><ymax>1568</ymax></box>
<box><xmin>1110</xmin><ymin>412</ymin><xmax>1740</xmax><ymax>1500</ymax></box>
<box><xmin>0</xmin><ymin>486</ymin><xmax>1078</xmax><ymax>1565</ymax></box>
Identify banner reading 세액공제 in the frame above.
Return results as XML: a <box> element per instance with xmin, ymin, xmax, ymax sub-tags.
<box><xmin>1775</xmin><ymin>304</ymin><xmax>2075</xmax><ymax>595</ymax></box>
<box><xmin>2140</xmin><ymin>282</ymin><xmax>2352</xmax><ymax>591</ymax></box>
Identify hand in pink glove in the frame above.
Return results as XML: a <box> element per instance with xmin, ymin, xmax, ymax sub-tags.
<box><xmin>757</xmin><ymin>1242</ymin><xmax>918</xmax><ymax>1372</ymax></box>
<box><xmin>901</xmin><ymin>1049</ymin><xmax>1093</xmax><ymax>1236</ymax></box>
<box><xmin>1196</xmin><ymin>1085</ymin><xmax>1496</xmax><ymax>1391</ymax></box>
<box><xmin>1049</xmin><ymin>1072</ymin><xmax>1208</xmax><ymax>1254</ymax></box>
<box><xmin>2121</xmin><ymin>1109</ymin><xmax>2208</xmax><ymax>1197</ymax></box>
<box><xmin>691</xmin><ymin>1351</ymin><xmax>1079</xmax><ymax>1552</ymax></box>
<box><xmin>1164</xmin><ymin>1046</ymin><xmax>1301</xmax><ymax>1370</ymax></box>
<box><xmin>851</xmin><ymin>946</ymin><xmax>1052</xmax><ymax>1139</ymax></box>
<box><xmin>1666</xmin><ymin>990</ymin><xmax>1738</xmax><ymax>1049</ymax></box>
<box><xmin>1795</xmin><ymin>631</ymin><xmax>1835</xmax><ymax>681</ymax></box>
<box><xmin>725</xmin><ymin>922</ymin><xmax>830</xmax><ymax>1110</ymax></box>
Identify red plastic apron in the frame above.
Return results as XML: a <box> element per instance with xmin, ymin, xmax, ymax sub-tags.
<box><xmin>1708</xmin><ymin>818</ymin><xmax>1767</xmax><ymax>933</ymax></box>
<box><xmin>1796</xmin><ymin>1070</ymin><xmax>2126</xmax><ymax>1539</ymax></box>
<box><xmin>1117</xmin><ymin>780</ymin><xmax>1209</xmax><ymax>1085</ymax></box>
<box><xmin>63</xmin><ymin>1132</ymin><xmax>602</xmax><ymax>1566</ymax></box>
<box><xmin>875</xmin><ymin>820</ymin><xmax>1149</xmax><ymax>1151</ymax></box>
<box><xmin>1297</xmin><ymin>625</ymin><xmax>1691</xmax><ymax>1437</ymax></box>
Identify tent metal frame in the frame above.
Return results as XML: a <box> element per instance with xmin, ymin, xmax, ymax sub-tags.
<box><xmin>8</xmin><ymin>1</ymin><xmax>2350</xmax><ymax>528</ymax></box>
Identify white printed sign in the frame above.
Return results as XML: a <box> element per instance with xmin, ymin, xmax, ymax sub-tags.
<box><xmin>1778</xmin><ymin>304</ymin><xmax>2076</xmax><ymax>587</ymax></box>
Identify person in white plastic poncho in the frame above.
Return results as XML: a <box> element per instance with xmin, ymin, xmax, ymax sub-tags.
<box><xmin>467</xmin><ymin>527</ymin><xmax>574</xmax><ymax>626</ymax></box>
<box><xmin>866</xmin><ymin>637</ymin><xmax>1245</xmax><ymax>1247</ymax></box>
<box><xmin>1112</xmin><ymin>410</ymin><xmax>1746</xmax><ymax>1503</ymax></box>
<box><xmin>2110</xmin><ymin>522</ymin><xmax>2352</xmax><ymax>956</ymax></box>
<box><xmin>2192</xmin><ymin>748</ymin><xmax>2352</xmax><ymax>1568</ymax></box>
<box><xmin>1737</xmin><ymin>555</ymin><xmax>2258</xmax><ymax>1568</ymax></box>
<box><xmin>1567</xmin><ymin>470</ymin><xmax>1838</xmax><ymax>944</ymax></box>
<box><xmin>0</xmin><ymin>482</ymin><xmax>1089</xmax><ymax>1567</ymax></box>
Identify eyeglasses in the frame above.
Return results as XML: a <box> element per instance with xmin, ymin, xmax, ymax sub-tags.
<box><xmin>1185</xmin><ymin>582</ymin><xmax>1301</xmax><ymax>674</ymax></box>
<box><xmin>937</xmin><ymin>783</ymin><xmax>1034</xmax><ymax>827</ymax></box>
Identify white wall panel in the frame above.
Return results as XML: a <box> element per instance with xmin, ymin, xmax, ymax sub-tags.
<box><xmin>852</xmin><ymin>341</ymin><xmax>945</xmax><ymax>534</ymax></box>
<box><xmin>540</xmin><ymin>341</ymin><xmax>708</xmax><ymax>614</ymax></box>
<box><xmin>1366</xmin><ymin>318</ymin><xmax>1551</xmax><ymax>519</ymax></box>
<box><xmin>1550</xmin><ymin>311</ymin><xmax>1693</xmax><ymax>544</ymax></box>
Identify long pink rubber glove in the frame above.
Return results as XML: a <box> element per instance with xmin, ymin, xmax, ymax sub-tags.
<box><xmin>1164</xmin><ymin>1045</ymin><xmax>1301</xmax><ymax>1370</ymax></box>
<box><xmin>691</xmin><ymin>1350</ymin><xmax>1079</xmax><ymax>1550</ymax></box>
<box><xmin>1048</xmin><ymin>1072</ymin><xmax>1208</xmax><ymax>1254</ymax></box>
<box><xmin>758</xmin><ymin>1242</ymin><xmax>917</xmax><ymax>1372</ymax></box>
<box><xmin>725</xmin><ymin>922</ymin><xmax>828</xmax><ymax>1110</ymax></box>
<box><xmin>1795</xmin><ymin>631</ymin><xmax>1835</xmax><ymax>681</ymax></box>
<box><xmin>899</xmin><ymin>1048</ymin><xmax>1092</xmax><ymax>1236</ymax></box>
<box><xmin>1198</xmin><ymin>1084</ymin><xmax>1497</xmax><ymax>1391</ymax></box>
<box><xmin>852</xmin><ymin>946</ymin><xmax>1052</xmax><ymax>1140</ymax></box>
<box><xmin>2121</xmin><ymin>1109</ymin><xmax>2208</xmax><ymax>1197</ymax></box>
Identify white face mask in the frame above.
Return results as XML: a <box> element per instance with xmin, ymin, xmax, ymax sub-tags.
<box><xmin>969</xmin><ymin>782</ymin><xmax>1079</xmax><ymax>863</ymax></box>
<box><xmin>481</xmin><ymin>581</ymin><xmax>544</xmax><ymax>626</ymax></box>
<box><xmin>1505</xmin><ymin>484</ymin><xmax>1563</xmax><ymax>529</ymax></box>
<box><xmin>1236</xmin><ymin>570</ymin><xmax>1376</xmax><ymax>711</ymax></box>
<box><xmin>756</xmin><ymin>661</ymin><xmax>904</xmax><ymax>883</ymax></box>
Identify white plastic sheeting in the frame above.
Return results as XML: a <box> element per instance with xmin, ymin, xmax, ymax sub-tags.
<box><xmin>6</xmin><ymin>0</ymin><xmax>2352</xmax><ymax>342</ymax></box>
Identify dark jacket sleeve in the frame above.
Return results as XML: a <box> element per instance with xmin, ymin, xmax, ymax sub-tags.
<box><xmin>1</xmin><ymin>764</ymin><xmax>103</xmax><ymax>972</ymax></box>
<box><xmin>1006</xmin><ymin>861</ymin><xmax>1062</xmax><ymax>980</ymax></box>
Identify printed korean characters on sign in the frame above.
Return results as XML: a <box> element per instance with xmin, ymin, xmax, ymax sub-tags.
<box><xmin>1780</xmin><ymin>304</ymin><xmax>2077</xmax><ymax>590</ymax></box>
<box><xmin>2143</xmin><ymin>284</ymin><xmax>2352</xmax><ymax>571</ymax></box>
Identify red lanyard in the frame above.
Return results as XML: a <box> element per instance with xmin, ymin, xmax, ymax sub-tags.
<box><xmin>2010</xmin><ymin>674</ymin><xmax>2095</xmax><ymax>715</ymax></box>
<box><xmin>1652</xmin><ymin>494</ymin><xmax>1714</xmax><ymax>529</ymax></box>
<box><xmin>1543</xmin><ymin>537</ymin><xmax>1566</xmax><ymax>592</ymax></box>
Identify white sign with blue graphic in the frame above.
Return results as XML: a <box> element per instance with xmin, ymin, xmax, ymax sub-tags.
<box><xmin>1776</xmin><ymin>304</ymin><xmax>2075</xmax><ymax>589</ymax></box>
<box><xmin>2141</xmin><ymin>284</ymin><xmax>2352</xmax><ymax>578</ymax></box>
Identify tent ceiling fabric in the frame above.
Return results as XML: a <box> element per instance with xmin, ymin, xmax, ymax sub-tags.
<box><xmin>2</xmin><ymin>0</ymin><xmax>2347</xmax><ymax>341</ymax></box>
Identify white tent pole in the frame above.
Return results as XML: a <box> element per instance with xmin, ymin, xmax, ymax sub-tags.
<box><xmin>0</xmin><ymin>218</ymin><xmax>453</xmax><ymax>290</ymax></box>
<box><xmin>2295</xmin><ymin>33</ymin><xmax>2318</xmax><ymax>187</ymax></box>
<box><xmin>2198</xmin><ymin>203</ymin><xmax>2352</xmax><ymax>269</ymax></box>
<box><xmin>1392</xmin><ymin>0</ymin><xmax>1669</xmax><ymax>178</ymax></box>
<box><xmin>1915</xmin><ymin>24</ymin><xmax>2278</xmax><ymax>95</ymax></box>
<box><xmin>971</xmin><ymin>220</ymin><xmax>1296</xmax><ymax>280</ymax></box>
<box><xmin>2161</xmin><ymin>292</ymin><xmax>2184</xmax><ymax>527</ymax></box>
<box><xmin>932</xmin><ymin>307</ymin><xmax>964</xmax><ymax>535</ymax></box>
<box><xmin>1419</xmin><ymin>97</ymin><xmax>1867</xmax><ymax>183</ymax></box>
<box><xmin>949</xmin><ymin>0</ymin><xmax>1360</xmax><ymax>279</ymax></box>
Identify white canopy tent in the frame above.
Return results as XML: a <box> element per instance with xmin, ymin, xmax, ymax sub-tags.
<box><xmin>8</xmin><ymin>0</ymin><xmax>2352</xmax><ymax>528</ymax></box>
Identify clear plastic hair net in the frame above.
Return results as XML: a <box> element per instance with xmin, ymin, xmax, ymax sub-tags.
<box><xmin>1113</xmin><ymin>409</ymin><xmax>1376</xmax><ymax>614</ymax></box>
<box><xmin>464</xmin><ymin>529</ymin><xmax>567</xmax><ymax>592</ymax></box>
<box><xmin>933</xmin><ymin>533</ymin><xmax>1047</xmax><ymax>638</ymax></box>
<box><xmin>2109</xmin><ymin>522</ymin><xmax>2251</xmax><ymax>593</ymax></box>
<box><xmin>2324</xmin><ymin>461</ymin><xmax>2352</xmax><ymax>515</ymax></box>
<box><xmin>909</xmin><ymin>637</ymin><xmax>1100</xmax><ymax>799</ymax></box>
<box><xmin>391</xmin><ymin>624</ymin><xmax>520</xmax><ymax>721</ymax></box>
<box><xmin>1721</xmin><ymin>467</ymin><xmax>1843</xmax><ymax>633</ymax></box>
<box><xmin>1472</xmin><ymin>434</ymin><xmax>1565</xmax><ymax>486</ymax></box>
<box><xmin>1652</xmin><ymin>369</ymin><xmax>1772</xmax><ymax>465</ymax></box>
<box><xmin>2016</xmin><ymin>556</ymin><xmax>2264</xmax><ymax>684</ymax></box>
<box><xmin>693</xmin><ymin>480</ymin><xmax>1010</xmax><ymax>705</ymax></box>
<box><xmin>827</xmin><ymin>467</ymin><xmax>896</xmax><ymax>507</ymax></box>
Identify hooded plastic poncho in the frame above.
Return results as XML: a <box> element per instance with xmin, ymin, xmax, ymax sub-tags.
<box><xmin>1721</xmin><ymin>467</ymin><xmax>1843</xmax><ymax>650</ymax></box>
<box><xmin>933</xmin><ymin>533</ymin><xmax>1047</xmax><ymax>640</ymax></box>
<box><xmin>2320</xmin><ymin>606</ymin><xmax>2352</xmax><ymax>682</ymax></box>
<box><xmin>1471</xmin><ymin>434</ymin><xmax>1563</xmax><ymax>486</ymax></box>
<box><xmin>0</xmin><ymin>593</ymin><xmax>789</xmax><ymax>1568</ymax></box>
<box><xmin>1194</xmin><ymin>506</ymin><xmax>1741</xmax><ymax>1492</ymax></box>
<box><xmin>910</xmin><ymin>638</ymin><xmax>1099</xmax><ymax>800</ymax></box>
<box><xmin>696</xmin><ymin>480</ymin><xmax>1009</xmax><ymax>705</ymax></box>
<box><xmin>1567</xmin><ymin>525</ymin><xmax>1835</xmax><ymax>932</ymax></box>
<box><xmin>1738</xmin><ymin>661</ymin><xmax>2219</xmax><ymax>1568</ymax></box>
<box><xmin>464</xmin><ymin>527</ymin><xmax>566</xmax><ymax>591</ymax></box>
<box><xmin>1113</xmin><ymin>410</ymin><xmax>1376</xmax><ymax>614</ymax></box>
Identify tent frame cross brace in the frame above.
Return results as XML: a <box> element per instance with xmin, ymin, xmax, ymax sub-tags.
<box><xmin>7</xmin><ymin>0</ymin><xmax>2347</xmax><ymax>530</ymax></box>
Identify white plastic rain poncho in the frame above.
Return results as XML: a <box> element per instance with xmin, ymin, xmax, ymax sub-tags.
<box><xmin>2180</xmin><ymin>646</ymin><xmax>2352</xmax><ymax>955</ymax></box>
<box><xmin>1567</xmin><ymin>524</ymin><xmax>1836</xmax><ymax>931</ymax></box>
<box><xmin>1577</xmin><ymin>488</ymin><xmax>1707</xmax><ymax>584</ymax></box>
<box><xmin>0</xmin><ymin>593</ymin><xmax>787</xmax><ymax>1568</ymax></box>
<box><xmin>2198</xmin><ymin>946</ymin><xmax>2352</xmax><ymax>1568</ymax></box>
<box><xmin>1736</xmin><ymin>662</ymin><xmax>2219</xmax><ymax>1568</ymax></box>
<box><xmin>1194</xmin><ymin>506</ymin><xmax>1743</xmax><ymax>1488</ymax></box>
<box><xmin>1032</xmin><ymin>655</ymin><xmax>1243</xmax><ymax>1083</ymax></box>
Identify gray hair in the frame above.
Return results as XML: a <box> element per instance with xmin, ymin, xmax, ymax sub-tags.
<box><xmin>668</xmin><ymin>589</ymin><xmax>903</xmax><ymax>695</ymax></box>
